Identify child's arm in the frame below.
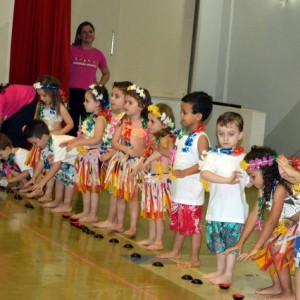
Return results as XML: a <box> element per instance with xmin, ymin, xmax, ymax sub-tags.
<box><xmin>111</xmin><ymin>123</ymin><xmax>132</xmax><ymax>154</ymax></box>
<box><xmin>23</xmin><ymin>160</ymin><xmax>45</xmax><ymax>187</ymax></box>
<box><xmin>52</xmin><ymin>104</ymin><xmax>74</xmax><ymax>135</ymax></box>
<box><xmin>31</xmin><ymin>161</ymin><xmax>61</xmax><ymax>192</ymax></box>
<box><xmin>277</xmin><ymin>155</ymin><xmax>300</xmax><ymax>184</ymax></box>
<box><xmin>238</xmin><ymin>184</ymin><xmax>286</xmax><ymax>262</ymax></box>
<box><xmin>173</xmin><ymin>134</ymin><xmax>209</xmax><ymax>178</ymax></box>
<box><xmin>201</xmin><ymin>169</ymin><xmax>242</xmax><ymax>184</ymax></box>
<box><xmin>7</xmin><ymin>170</ymin><xmax>30</xmax><ymax>184</ymax></box>
<box><xmin>101</xmin><ymin>149</ymin><xmax>117</xmax><ymax>162</ymax></box>
<box><xmin>64</xmin><ymin>117</ymin><xmax>105</xmax><ymax>151</ymax></box>
<box><xmin>33</xmin><ymin>103</ymin><xmax>39</xmax><ymax>119</ymax></box>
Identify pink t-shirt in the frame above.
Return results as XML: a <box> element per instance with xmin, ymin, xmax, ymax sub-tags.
<box><xmin>0</xmin><ymin>85</ymin><xmax>36</xmax><ymax>120</ymax></box>
<box><xmin>70</xmin><ymin>45</ymin><xmax>108</xmax><ymax>90</ymax></box>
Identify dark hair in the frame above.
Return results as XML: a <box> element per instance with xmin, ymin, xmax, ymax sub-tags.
<box><xmin>181</xmin><ymin>91</ymin><xmax>213</xmax><ymax>121</ymax></box>
<box><xmin>0</xmin><ymin>133</ymin><xmax>13</xmax><ymax>150</ymax></box>
<box><xmin>0</xmin><ymin>83</ymin><xmax>10</xmax><ymax>94</ymax></box>
<box><xmin>113</xmin><ymin>81</ymin><xmax>133</xmax><ymax>94</ymax></box>
<box><xmin>23</xmin><ymin>120</ymin><xmax>50</xmax><ymax>139</ymax></box>
<box><xmin>88</xmin><ymin>85</ymin><xmax>110</xmax><ymax>109</ymax></box>
<box><xmin>126</xmin><ymin>85</ymin><xmax>152</xmax><ymax>119</ymax></box>
<box><xmin>73</xmin><ymin>21</ymin><xmax>95</xmax><ymax>45</ymax></box>
<box><xmin>244</xmin><ymin>145</ymin><xmax>291</xmax><ymax>213</ymax></box>
<box><xmin>35</xmin><ymin>75</ymin><xmax>65</xmax><ymax>116</ymax></box>
<box><xmin>217</xmin><ymin>111</ymin><xmax>244</xmax><ymax>132</ymax></box>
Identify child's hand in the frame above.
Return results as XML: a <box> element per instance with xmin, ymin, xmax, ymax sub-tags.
<box><xmin>23</xmin><ymin>178</ymin><xmax>35</xmax><ymax>188</ymax></box>
<box><xmin>126</xmin><ymin>146</ymin><xmax>135</xmax><ymax>157</ymax></box>
<box><xmin>237</xmin><ymin>248</ymin><xmax>258</xmax><ymax>263</ymax></box>
<box><xmin>228</xmin><ymin>171</ymin><xmax>242</xmax><ymax>184</ymax></box>
<box><xmin>223</xmin><ymin>242</ymin><xmax>242</xmax><ymax>256</ymax></box>
<box><xmin>172</xmin><ymin>169</ymin><xmax>186</xmax><ymax>178</ymax></box>
<box><xmin>59</xmin><ymin>141</ymin><xmax>69</xmax><ymax>148</ymax></box>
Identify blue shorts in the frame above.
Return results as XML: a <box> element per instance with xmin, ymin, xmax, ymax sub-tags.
<box><xmin>54</xmin><ymin>162</ymin><xmax>75</xmax><ymax>187</ymax></box>
<box><xmin>294</xmin><ymin>235</ymin><xmax>300</xmax><ymax>268</ymax></box>
<box><xmin>206</xmin><ymin>221</ymin><xmax>244</xmax><ymax>254</ymax></box>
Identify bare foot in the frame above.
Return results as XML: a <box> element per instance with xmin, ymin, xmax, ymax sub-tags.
<box><xmin>18</xmin><ymin>185</ymin><xmax>33</xmax><ymax>194</ymax></box>
<box><xmin>146</xmin><ymin>244</ymin><xmax>164</xmax><ymax>251</ymax></box>
<box><xmin>209</xmin><ymin>274</ymin><xmax>232</xmax><ymax>285</ymax></box>
<box><xmin>123</xmin><ymin>229</ymin><xmax>136</xmax><ymax>238</ymax></box>
<box><xmin>157</xmin><ymin>251</ymin><xmax>181</xmax><ymax>259</ymax></box>
<box><xmin>107</xmin><ymin>224</ymin><xmax>124</xmax><ymax>233</ymax></box>
<box><xmin>79</xmin><ymin>215</ymin><xmax>99</xmax><ymax>223</ymax></box>
<box><xmin>265</xmin><ymin>292</ymin><xmax>295</xmax><ymax>300</ymax></box>
<box><xmin>137</xmin><ymin>239</ymin><xmax>154</xmax><ymax>246</ymax></box>
<box><xmin>202</xmin><ymin>271</ymin><xmax>223</xmax><ymax>280</ymax></box>
<box><xmin>255</xmin><ymin>286</ymin><xmax>282</xmax><ymax>296</ymax></box>
<box><xmin>177</xmin><ymin>260</ymin><xmax>200</xmax><ymax>268</ymax></box>
<box><xmin>51</xmin><ymin>206</ymin><xmax>72</xmax><ymax>213</ymax></box>
<box><xmin>26</xmin><ymin>190</ymin><xmax>43</xmax><ymax>198</ymax></box>
<box><xmin>43</xmin><ymin>200</ymin><xmax>61</xmax><ymax>208</ymax></box>
<box><xmin>92</xmin><ymin>220</ymin><xmax>115</xmax><ymax>229</ymax></box>
<box><xmin>38</xmin><ymin>194</ymin><xmax>53</xmax><ymax>203</ymax></box>
<box><xmin>71</xmin><ymin>212</ymin><xmax>87</xmax><ymax>220</ymax></box>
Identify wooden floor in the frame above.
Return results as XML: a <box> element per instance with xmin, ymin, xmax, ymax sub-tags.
<box><xmin>0</xmin><ymin>187</ymin><xmax>291</xmax><ymax>300</ymax></box>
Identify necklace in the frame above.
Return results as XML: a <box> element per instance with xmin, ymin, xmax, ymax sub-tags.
<box><xmin>177</xmin><ymin>124</ymin><xmax>206</xmax><ymax>153</ymax></box>
<box><xmin>41</xmin><ymin>135</ymin><xmax>54</xmax><ymax>170</ymax></box>
<box><xmin>123</xmin><ymin>117</ymin><xmax>148</xmax><ymax>148</ymax></box>
<box><xmin>3</xmin><ymin>152</ymin><xmax>18</xmax><ymax>175</ymax></box>
<box><xmin>210</xmin><ymin>146</ymin><xmax>244</xmax><ymax>155</ymax></box>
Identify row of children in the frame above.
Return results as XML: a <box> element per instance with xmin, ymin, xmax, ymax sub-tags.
<box><xmin>0</xmin><ymin>74</ymin><xmax>300</xmax><ymax>299</ymax></box>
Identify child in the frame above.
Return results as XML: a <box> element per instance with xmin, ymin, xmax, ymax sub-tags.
<box><xmin>104</xmin><ymin>84</ymin><xmax>151</xmax><ymax>238</ymax></box>
<box><xmin>277</xmin><ymin>155</ymin><xmax>300</xmax><ymax>300</ymax></box>
<box><xmin>0</xmin><ymin>133</ymin><xmax>33</xmax><ymax>187</ymax></box>
<box><xmin>225</xmin><ymin>147</ymin><xmax>299</xmax><ymax>300</ymax></box>
<box><xmin>157</xmin><ymin>91</ymin><xmax>213</xmax><ymax>267</ymax></box>
<box><xmin>61</xmin><ymin>84</ymin><xmax>110</xmax><ymax>223</ymax></box>
<box><xmin>24</xmin><ymin>75</ymin><xmax>74</xmax><ymax>203</ymax></box>
<box><xmin>133</xmin><ymin>103</ymin><xmax>175</xmax><ymax>251</ymax></box>
<box><xmin>93</xmin><ymin>81</ymin><xmax>132</xmax><ymax>229</ymax></box>
<box><xmin>23</xmin><ymin>120</ymin><xmax>78</xmax><ymax>213</ymax></box>
<box><xmin>201</xmin><ymin>111</ymin><xmax>250</xmax><ymax>284</ymax></box>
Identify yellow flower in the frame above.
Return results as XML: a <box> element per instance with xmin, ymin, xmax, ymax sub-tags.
<box><xmin>240</xmin><ymin>160</ymin><xmax>250</xmax><ymax>170</ymax></box>
<box><xmin>200</xmin><ymin>178</ymin><xmax>210</xmax><ymax>192</ymax></box>
<box><xmin>148</xmin><ymin>104</ymin><xmax>161</xmax><ymax>118</ymax></box>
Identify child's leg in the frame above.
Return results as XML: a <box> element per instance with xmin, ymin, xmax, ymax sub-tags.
<box><xmin>84</xmin><ymin>192</ymin><xmax>99</xmax><ymax>223</ymax></box>
<box><xmin>74</xmin><ymin>191</ymin><xmax>91</xmax><ymax>220</ymax></box>
<box><xmin>51</xmin><ymin>185</ymin><xmax>73</xmax><ymax>213</ymax></box>
<box><xmin>203</xmin><ymin>253</ymin><xmax>226</xmax><ymax>280</ymax></box>
<box><xmin>295</xmin><ymin>267</ymin><xmax>300</xmax><ymax>300</ymax></box>
<box><xmin>107</xmin><ymin>197</ymin><xmax>126</xmax><ymax>233</ymax></box>
<box><xmin>178</xmin><ymin>233</ymin><xmax>201</xmax><ymax>268</ymax></box>
<box><xmin>123</xmin><ymin>193</ymin><xmax>139</xmax><ymax>238</ymax></box>
<box><xmin>138</xmin><ymin>219</ymin><xmax>156</xmax><ymax>246</ymax></box>
<box><xmin>255</xmin><ymin>273</ymin><xmax>282</xmax><ymax>295</ymax></box>
<box><xmin>93</xmin><ymin>195</ymin><xmax>117</xmax><ymax>228</ymax></box>
<box><xmin>44</xmin><ymin>180</ymin><xmax>63</xmax><ymax>208</ymax></box>
<box><xmin>38</xmin><ymin>178</ymin><xmax>54</xmax><ymax>203</ymax></box>
<box><xmin>209</xmin><ymin>253</ymin><xmax>236</xmax><ymax>284</ymax></box>
<box><xmin>157</xmin><ymin>231</ymin><xmax>184</xmax><ymax>259</ymax></box>
<box><xmin>146</xmin><ymin>219</ymin><xmax>164</xmax><ymax>251</ymax></box>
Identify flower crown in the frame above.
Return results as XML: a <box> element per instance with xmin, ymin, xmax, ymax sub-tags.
<box><xmin>148</xmin><ymin>104</ymin><xmax>175</xmax><ymax>129</ymax></box>
<box><xmin>33</xmin><ymin>82</ymin><xmax>58</xmax><ymax>90</ymax></box>
<box><xmin>127</xmin><ymin>84</ymin><xmax>146</xmax><ymax>99</ymax></box>
<box><xmin>240</xmin><ymin>155</ymin><xmax>277</xmax><ymax>171</ymax></box>
<box><xmin>89</xmin><ymin>84</ymin><xmax>104</xmax><ymax>101</ymax></box>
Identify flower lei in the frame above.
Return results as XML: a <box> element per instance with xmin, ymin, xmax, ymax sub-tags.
<box><xmin>79</xmin><ymin>109</ymin><xmax>112</xmax><ymax>138</ymax></box>
<box><xmin>3</xmin><ymin>153</ymin><xmax>19</xmax><ymax>176</ymax></box>
<box><xmin>37</xmin><ymin>102</ymin><xmax>56</xmax><ymax>119</ymax></box>
<box><xmin>123</xmin><ymin>118</ymin><xmax>148</xmax><ymax>148</ymax></box>
<box><xmin>127</xmin><ymin>84</ymin><xmax>146</xmax><ymax>99</ymax></box>
<box><xmin>148</xmin><ymin>104</ymin><xmax>175</xmax><ymax>129</ymax></box>
<box><xmin>100</xmin><ymin>112</ymin><xmax>125</xmax><ymax>153</ymax></box>
<box><xmin>176</xmin><ymin>124</ymin><xmax>206</xmax><ymax>153</ymax></box>
<box><xmin>211</xmin><ymin>146</ymin><xmax>244</xmax><ymax>156</ymax></box>
<box><xmin>41</xmin><ymin>135</ymin><xmax>54</xmax><ymax>170</ymax></box>
<box><xmin>240</xmin><ymin>154</ymin><xmax>278</xmax><ymax>171</ymax></box>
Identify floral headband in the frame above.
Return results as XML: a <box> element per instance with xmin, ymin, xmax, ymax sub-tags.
<box><xmin>89</xmin><ymin>84</ymin><xmax>104</xmax><ymax>101</ymax></box>
<box><xmin>148</xmin><ymin>104</ymin><xmax>175</xmax><ymax>129</ymax></box>
<box><xmin>240</xmin><ymin>155</ymin><xmax>277</xmax><ymax>171</ymax></box>
<box><xmin>33</xmin><ymin>82</ymin><xmax>58</xmax><ymax>90</ymax></box>
<box><xmin>127</xmin><ymin>84</ymin><xmax>146</xmax><ymax>99</ymax></box>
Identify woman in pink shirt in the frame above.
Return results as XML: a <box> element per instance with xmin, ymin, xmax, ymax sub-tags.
<box><xmin>69</xmin><ymin>21</ymin><xmax>110</xmax><ymax>136</ymax></box>
<box><xmin>0</xmin><ymin>84</ymin><xmax>36</xmax><ymax>147</ymax></box>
